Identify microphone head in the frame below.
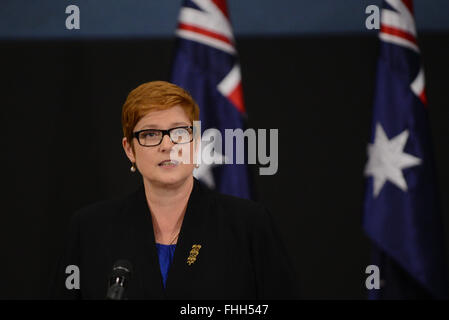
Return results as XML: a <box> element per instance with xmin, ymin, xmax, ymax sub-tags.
<box><xmin>106</xmin><ymin>260</ymin><xmax>133</xmax><ymax>300</ymax></box>
<box><xmin>111</xmin><ymin>259</ymin><xmax>133</xmax><ymax>279</ymax></box>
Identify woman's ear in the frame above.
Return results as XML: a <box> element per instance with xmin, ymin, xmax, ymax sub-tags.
<box><xmin>122</xmin><ymin>137</ymin><xmax>136</xmax><ymax>163</ymax></box>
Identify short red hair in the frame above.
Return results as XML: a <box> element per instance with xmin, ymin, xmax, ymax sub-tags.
<box><xmin>121</xmin><ymin>81</ymin><xmax>200</xmax><ymax>149</ymax></box>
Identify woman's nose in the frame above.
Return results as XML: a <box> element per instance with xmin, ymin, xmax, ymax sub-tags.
<box><xmin>159</xmin><ymin>134</ymin><xmax>174</xmax><ymax>151</ymax></box>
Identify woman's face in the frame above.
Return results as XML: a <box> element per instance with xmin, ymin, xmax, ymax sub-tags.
<box><xmin>123</xmin><ymin>105</ymin><xmax>196</xmax><ymax>188</ymax></box>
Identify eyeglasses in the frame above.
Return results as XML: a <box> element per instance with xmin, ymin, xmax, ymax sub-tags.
<box><xmin>133</xmin><ymin>126</ymin><xmax>193</xmax><ymax>147</ymax></box>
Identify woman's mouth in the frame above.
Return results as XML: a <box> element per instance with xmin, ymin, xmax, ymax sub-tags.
<box><xmin>158</xmin><ymin>160</ymin><xmax>179</xmax><ymax>167</ymax></box>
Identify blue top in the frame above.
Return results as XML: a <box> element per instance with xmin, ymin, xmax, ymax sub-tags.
<box><xmin>155</xmin><ymin>243</ymin><xmax>176</xmax><ymax>288</ymax></box>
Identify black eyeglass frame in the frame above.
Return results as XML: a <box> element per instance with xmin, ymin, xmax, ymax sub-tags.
<box><xmin>133</xmin><ymin>126</ymin><xmax>194</xmax><ymax>147</ymax></box>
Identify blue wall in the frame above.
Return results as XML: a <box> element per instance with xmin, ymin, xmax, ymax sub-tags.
<box><xmin>1</xmin><ymin>0</ymin><xmax>449</xmax><ymax>39</ymax></box>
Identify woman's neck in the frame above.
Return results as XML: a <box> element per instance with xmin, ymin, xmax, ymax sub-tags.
<box><xmin>143</xmin><ymin>176</ymin><xmax>194</xmax><ymax>244</ymax></box>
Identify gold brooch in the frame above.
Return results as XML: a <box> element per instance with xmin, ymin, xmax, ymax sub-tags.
<box><xmin>187</xmin><ymin>244</ymin><xmax>202</xmax><ymax>266</ymax></box>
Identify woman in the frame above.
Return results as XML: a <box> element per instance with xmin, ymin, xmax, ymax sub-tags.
<box><xmin>52</xmin><ymin>81</ymin><xmax>299</xmax><ymax>299</ymax></box>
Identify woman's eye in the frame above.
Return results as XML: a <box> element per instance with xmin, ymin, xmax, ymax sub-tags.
<box><xmin>173</xmin><ymin>129</ymin><xmax>184</xmax><ymax>135</ymax></box>
<box><xmin>144</xmin><ymin>131</ymin><xmax>158</xmax><ymax>137</ymax></box>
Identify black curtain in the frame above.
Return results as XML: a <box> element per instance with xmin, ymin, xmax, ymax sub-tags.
<box><xmin>1</xmin><ymin>34</ymin><xmax>448</xmax><ymax>299</ymax></box>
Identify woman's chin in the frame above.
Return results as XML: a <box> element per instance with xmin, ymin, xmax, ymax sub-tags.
<box><xmin>149</xmin><ymin>171</ymin><xmax>191</xmax><ymax>188</ymax></box>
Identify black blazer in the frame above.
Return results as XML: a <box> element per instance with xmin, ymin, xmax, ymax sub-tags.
<box><xmin>52</xmin><ymin>178</ymin><xmax>299</xmax><ymax>299</ymax></box>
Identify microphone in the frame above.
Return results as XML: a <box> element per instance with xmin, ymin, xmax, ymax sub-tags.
<box><xmin>106</xmin><ymin>260</ymin><xmax>133</xmax><ymax>300</ymax></box>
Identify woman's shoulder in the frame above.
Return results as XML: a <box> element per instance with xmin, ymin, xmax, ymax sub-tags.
<box><xmin>201</xmin><ymin>184</ymin><xmax>270</xmax><ymax>221</ymax></box>
<box><xmin>71</xmin><ymin>189</ymin><xmax>138</xmax><ymax>225</ymax></box>
<box><xmin>211</xmin><ymin>191</ymin><xmax>265</xmax><ymax>213</ymax></box>
<box><xmin>203</xmin><ymin>187</ymin><xmax>279</xmax><ymax>240</ymax></box>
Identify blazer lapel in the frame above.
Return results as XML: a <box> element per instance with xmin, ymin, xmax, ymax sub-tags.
<box><xmin>164</xmin><ymin>179</ymin><xmax>212</xmax><ymax>298</ymax></box>
<box><xmin>119</xmin><ymin>179</ymin><xmax>211</xmax><ymax>299</ymax></box>
<box><xmin>119</xmin><ymin>185</ymin><xmax>166</xmax><ymax>299</ymax></box>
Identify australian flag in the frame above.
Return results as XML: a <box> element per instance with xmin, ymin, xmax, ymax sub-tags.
<box><xmin>363</xmin><ymin>0</ymin><xmax>448</xmax><ymax>299</ymax></box>
<box><xmin>171</xmin><ymin>0</ymin><xmax>251</xmax><ymax>199</ymax></box>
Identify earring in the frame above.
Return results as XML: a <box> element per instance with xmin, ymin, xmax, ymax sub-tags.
<box><xmin>194</xmin><ymin>164</ymin><xmax>200</xmax><ymax>169</ymax></box>
<box><xmin>130</xmin><ymin>163</ymin><xmax>136</xmax><ymax>172</ymax></box>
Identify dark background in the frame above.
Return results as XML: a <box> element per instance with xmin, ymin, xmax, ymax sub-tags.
<box><xmin>1</xmin><ymin>33</ymin><xmax>448</xmax><ymax>299</ymax></box>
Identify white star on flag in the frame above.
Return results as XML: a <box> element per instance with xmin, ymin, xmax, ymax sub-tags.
<box><xmin>193</xmin><ymin>151</ymin><xmax>226</xmax><ymax>189</ymax></box>
<box><xmin>193</xmin><ymin>130</ymin><xmax>228</xmax><ymax>189</ymax></box>
<box><xmin>364</xmin><ymin>123</ymin><xmax>422</xmax><ymax>198</ymax></box>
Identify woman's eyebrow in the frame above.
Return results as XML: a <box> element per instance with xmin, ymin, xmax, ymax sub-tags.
<box><xmin>139</xmin><ymin>122</ymin><xmax>190</xmax><ymax>130</ymax></box>
<box><xmin>140</xmin><ymin>124</ymin><xmax>159</xmax><ymax>129</ymax></box>
<box><xmin>170</xmin><ymin>122</ymin><xmax>190</xmax><ymax>127</ymax></box>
